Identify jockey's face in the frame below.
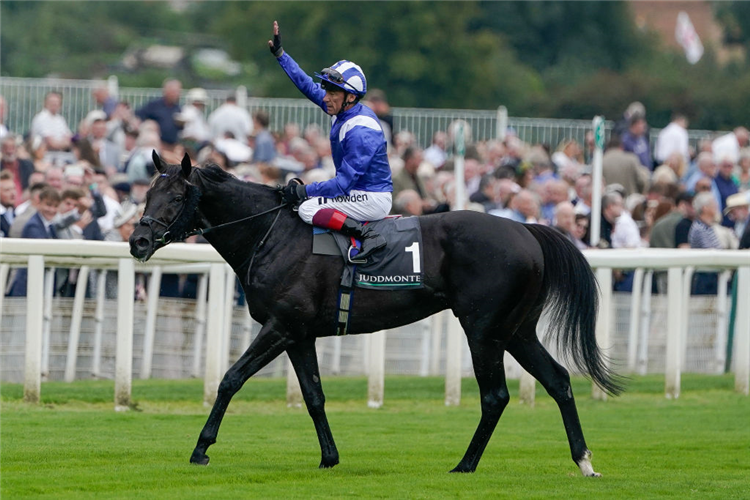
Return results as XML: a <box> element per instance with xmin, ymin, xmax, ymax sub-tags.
<box><xmin>323</xmin><ymin>87</ymin><xmax>354</xmax><ymax>116</ymax></box>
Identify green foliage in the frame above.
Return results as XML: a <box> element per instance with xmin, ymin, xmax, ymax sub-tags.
<box><xmin>2</xmin><ymin>1</ymin><xmax>750</xmax><ymax>129</ymax></box>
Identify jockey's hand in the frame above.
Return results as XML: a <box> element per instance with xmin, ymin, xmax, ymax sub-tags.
<box><xmin>281</xmin><ymin>182</ymin><xmax>307</xmax><ymax>206</ymax></box>
<box><xmin>268</xmin><ymin>21</ymin><xmax>283</xmax><ymax>58</ymax></box>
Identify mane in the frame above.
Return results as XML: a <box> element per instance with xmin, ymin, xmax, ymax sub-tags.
<box><xmin>192</xmin><ymin>163</ymin><xmax>279</xmax><ymax>196</ymax></box>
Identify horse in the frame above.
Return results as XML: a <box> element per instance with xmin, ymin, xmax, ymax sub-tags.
<box><xmin>130</xmin><ymin>152</ymin><xmax>622</xmax><ymax>476</ymax></box>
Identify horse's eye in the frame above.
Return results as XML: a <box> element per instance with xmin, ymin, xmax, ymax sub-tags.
<box><xmin>174</xmin><ymin>196</ymin><xmax>184</xmax><ymax>203</ymax></box>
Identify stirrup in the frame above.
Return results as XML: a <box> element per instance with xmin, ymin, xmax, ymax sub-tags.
<box><xmin>347</xmin><ymin>245</ymin><xmax>366</xmax><ymax>264</ymax></box>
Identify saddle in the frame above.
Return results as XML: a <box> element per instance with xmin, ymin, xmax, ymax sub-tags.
<box><xmin>312</xmin><ymin>216</ymin><xmax>424</xmax><ymax>335</ymax></box>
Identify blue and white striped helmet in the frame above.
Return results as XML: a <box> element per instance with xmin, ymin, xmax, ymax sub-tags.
<box><xmin>315</xmin><ymin>60</ymin><xmax>367</xmax><ymax>97</ymax></box>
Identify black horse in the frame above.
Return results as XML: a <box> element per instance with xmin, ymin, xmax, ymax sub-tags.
<box><xmin>130</xmin><ymin>153</ymin><xmax>622</xmax><ymax>476</ymax></box>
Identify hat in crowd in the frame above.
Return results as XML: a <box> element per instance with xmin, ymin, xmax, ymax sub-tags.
<box><xmin>113</xmin><ymin>202</ymin><xmax>138</xmax><ymax>229</ymax></box>
<box><xmin>187</xmin><ymin>88</ymin><xmax>208</xmax><ymax>104</ymax></box>
<box><xmin>723</xmin><ymin>191</ymin><xmax>750</xmax><ymax>214</ymax></box>
<box><xmin>64</xmin><ymin>164</ymin><xmax>85</xmax><ymax>178</ymax></box>
<box><xmin>85</xmin><ymin>109</ymin><xmax>107</xmax><ymax>125</ymax></box>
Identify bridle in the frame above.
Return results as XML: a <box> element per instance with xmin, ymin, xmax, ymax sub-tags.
<box><xmin>138</xmin><ymin>187</ymin><xmax>289</xmax><ymax>246</ymax></box>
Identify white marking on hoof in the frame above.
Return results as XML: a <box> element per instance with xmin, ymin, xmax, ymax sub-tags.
<box><xmin>577</xmin><ymin>450</ymin><xmax>601</xmax><ymax>477</ymax></box>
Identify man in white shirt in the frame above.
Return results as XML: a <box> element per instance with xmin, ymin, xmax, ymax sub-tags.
<box><xmin>712</xmin><ymin>126</ymin><xmax>749</xmax><ymax>164</ymax></box>
<box><xmin>30</xmin><ymin>91</ymin><xmax>73</xmax><ymax>151</ymax></box>
<box><xmin>207</xmin><ymin>94</ymin><xmax>252</xmax><ymax>145</ymax></box>
<box><xmin>654</xmin><ymin>113</ymin><xmax>689</xmax><ymax>165</ymax></box>
<box><xmin>180</xmin><ymin>88</ymin><xmax>211</xmax><ymax>143</ymax></box>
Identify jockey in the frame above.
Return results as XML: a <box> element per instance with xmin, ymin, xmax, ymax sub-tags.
<box><xmin>269</xmin><ymin>21</ymin><xmax>393</xmax><ymax>261</ymax></box>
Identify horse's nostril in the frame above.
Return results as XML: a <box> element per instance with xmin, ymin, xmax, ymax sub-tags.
<box><xmin>135</xmin><ymin>237</ymin><xmax>150</xmax><ymax>249</ymax></box>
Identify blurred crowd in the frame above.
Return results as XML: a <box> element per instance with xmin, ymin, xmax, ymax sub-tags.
<box><xmin>1</xmin><ymin>81</ymin><xmax>749</xmax><ymax>298</ymax></box>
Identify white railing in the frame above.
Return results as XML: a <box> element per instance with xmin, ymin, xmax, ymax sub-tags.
<box><xmin>1</xmin><ymin>76</ymin><xmax>722</xmax><ymax>150</ymax></box>
<box><xmin>1</xmin><ymin>239</ymin><xmax>748</xmax><ymax>409</ymax></box>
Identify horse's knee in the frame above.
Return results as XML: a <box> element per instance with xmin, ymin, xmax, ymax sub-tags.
<box><xmin>546</xmin><ymin>367</ymin><xmax>574</xmax><ymax>403</ymax></box>
<box><xmin>481</xmin><ymin>388</ymin><xmax>509</xmax><ymax>417</ymax></box>
<box><xmin>305</xmin><ymin>393</ymin><xmax>326</xmax><ymax>418</ymax></box>
<box><xmin>218</xmin><ymin>373</ymin><xmax>242</xmax><ymax>397</ymax></box>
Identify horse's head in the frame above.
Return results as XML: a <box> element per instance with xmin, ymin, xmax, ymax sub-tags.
<box><xmin>129</xmin><ymin>151</ymin><xmax>201</xmax><ymax>261</ymax></box>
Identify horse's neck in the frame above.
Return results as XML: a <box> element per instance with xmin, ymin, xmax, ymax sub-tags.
<box><xmin>197</xmin><ymin>180</ymin><xmax>281</xmax><ymax>271</ymax></box>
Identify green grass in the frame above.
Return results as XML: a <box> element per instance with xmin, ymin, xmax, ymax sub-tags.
<box><xmin>1</xmin><ymin>375</ymin><xmax>749</xmax><ymax>499</ymax></box>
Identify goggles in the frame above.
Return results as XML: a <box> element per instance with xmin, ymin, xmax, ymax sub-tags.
<box><xmin>320</xmin><ymin>67</ymin><xmax>359</xmax><ymax>94</ymax></box>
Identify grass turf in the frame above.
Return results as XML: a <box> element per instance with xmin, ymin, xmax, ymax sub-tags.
<box><xmin>1</xmin><ymin>375</ymin><xmax>749</xmax><ymax>499</ymax></box>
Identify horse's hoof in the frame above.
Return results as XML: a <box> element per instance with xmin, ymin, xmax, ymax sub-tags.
<box><xmin>190</xmin><ymin>452</ymin><xmax>210</xmax><ymax>466</ymax></box>
<box><xmin>319</xmin><ymin>458</ymin><xmax>339</xmax><ymax>469</ymax></box>
<box><xmin>587</xmin><ymin>472</ymin><xmax>602</xmax><ymax>478</ymax></box>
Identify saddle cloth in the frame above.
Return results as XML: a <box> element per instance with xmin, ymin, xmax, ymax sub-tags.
<box><xmin>312</xmin><ymin>216</ymin><xmax>424</xmax><ymax>290</ymax></box>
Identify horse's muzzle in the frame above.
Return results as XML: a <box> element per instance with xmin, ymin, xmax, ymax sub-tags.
<box><xmin>129</xmin><ymin>226</ymin><xmax>156</xmax><ymax>261</ymax></box>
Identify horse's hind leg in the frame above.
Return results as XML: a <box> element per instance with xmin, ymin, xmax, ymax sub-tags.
<box><xmin>287</xmin><ymin>339</ymin><xmax>339</xmax><ymax>469</ymax></box>
<box><xmin>507</xmin><ymin>326</ymin><xmax>600</xmax><ymax>477</ymax></box>
<box><xmin>190</xmin><ymin>321</ymin><xmax>289</xmax><ymax>465</ymax></box>
<box><xmin>452</xmin><ymin>335</ymin><xmax>510</xmax><ymax>473</ymax></box>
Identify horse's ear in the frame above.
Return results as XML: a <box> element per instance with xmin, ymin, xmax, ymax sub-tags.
<box><xmin>152</xmin><ymin>150</ymin><xmax>165</xmax><ymax>173</ymax></box>
<box><xmin>181</xmin><ymin>153</ymin><xmax>192</xmax><ymax>178</ymax></box>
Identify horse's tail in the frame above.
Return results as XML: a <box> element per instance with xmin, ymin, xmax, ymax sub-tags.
<box><xmin>524</xmin><ymin>224</ymin><xmax>624</xmax><ymax>396</ymax></box>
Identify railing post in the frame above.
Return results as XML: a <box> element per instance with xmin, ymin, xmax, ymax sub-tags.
<box><xmin>191</xmin><ymin>273</ymin><xmax>208</xmax><ymax>379</ymax></box>
<box><xmin>592</xmin><ymin>267</ymin><xmax>612</xmax><ymax>401</ymax></box>
<box><xmin>115</xmin><ymin>258</ymin><xmax>135</xmax><ymax>411</ymax></box>
<box><xmin>91</xmin><ymin>270</ymin><xmax>107</xmax><ymax>378</ymax></box>
<box><xmin>140</xmin><ymin>266</ymin><xmax>162</xmax><ymax>380</ymax></box>
<box><xmin>734</xmin><ymin>266</ymin><xmax>750</xmax><ymax>395</ymax></box>
<box><xmin>24</xmin><ymin>256</ymin><xmax>45</xmax><ymax>404</ymax></box>
<box><xmin>715</xmin><ymin>270</ymin><xmax>732</xmax><ymax>374</ymax></box>
<box><xmin>221</xmin><ymin>266</ymin><xmax>234</xmax><ymax>372</ymax></box>
<box><xmin>496</xmin><ymin>105</ymin><xmax>508</xmax><ymax>141</ymax></box>
<box><xmin>665</xmin><ymin>267</ymin><xmax>683</xmax><ymax>399</ymax></box>
<box><xmin>0</xmin><ymin>264</ymin><xmax>9</xmax><ymax>319</ymax></box>
<box><xmin>64</xmin><ymin>265</ymin><xmax>90</xmax><ymax>382</ymax></box>
<box><xmin>680</xmin><ymin>266</ymin><xmax>695</xmax><ymax>369</ymax></box>
<box><xmin>419</xmin><ymin>318</ymin><xmax>431</xmax><ymax>377</ymax></box>
<box><xmin>204</xmin><ymin>263</ymin><xmax>226</xmax><ymax>406</ymax></box>
<box><xmin>627</xmin><ymin>268</ymin><xmax>644</xmax><ymax>372</ymax></box>
<box><xmin>286</xmin><ymin>356</ymin><xmax>302</xmax><ymax>408</ymax></box>
<box><xmin>368</xmin><ymin>330</ymin><xmax>386</xmax><ymax>408</ymax></box>
<box><xmin>331</xmin><ymin>336</ymin><xmax>342</xmax><ymax>375</ymax></box>
<box><xmin>445</xmin><ymin>314</ymin><xmax>462</xmax><ymax>406</ymax></box>
<box><xmin>430</xmin><ymin>312</ymin><xmax>443</xmax><ymax>376</ymax></box>
<box><xmin>41</xmin><ymin>267</ymin><xmax>55</xmax><ymax>380</ymax></box>
<box><xmin>637</xmin><ymin>270</ymin><xmax>653</xmax><ymax>375</ymax></box>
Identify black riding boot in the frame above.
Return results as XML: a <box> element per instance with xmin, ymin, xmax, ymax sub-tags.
<box><xmin>339</xmin><ymin>217</ymin><xmax>386</xmax><ymax>261</ymax></box>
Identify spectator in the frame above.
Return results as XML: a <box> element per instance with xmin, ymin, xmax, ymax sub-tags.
<box><xmin>10</xmin><ymin>182</ymin><xmax>49</xmax><ymax>238</ymax></box>
<box><xmin>180</xmin><ymin>88</ymin><xmax>211</xmax><ymax>145</ymax></box>
<box><xmin>72</xmin><ymin>137</ymin><xmax>103</xmax><ymax>172</ymax></box>
<box><xmin>492</xmin><ymin>189</ymin><xmax>539</xmax><ymax>223</ymax></box>
<box><xmin>208</xmin><ymin>94</ymin><xmax>252</xmax><ymax>145</ymax></box>
<box><xmin>572</xmin><ymin>213</ymin><xmax>590</xmax><ymax>250</ymax></box>
<box><xmin>1</xmin><ymin>135</ymin><xmax>35</xmax><ymax>201</ymax></box>
<box><xmin>621</xmin><ymin>114</ymin><xmax>653</xmax><ymax>170</ymax></box>
<box><xmin>362</xmin><ymin>89</ymin><xmax>394</xmax><ymax>149</ymax></box>
<box><xmin>551</xmin><ymin>138</ymin><xmax>584</xmax><ymax>174</ymax></box>
<box><xmin>674</xmin><ymin>192</ymin><xmax>696</xmax><ymax>249</ymax></box>
<box><xmin>652</xmin><ymin>152</ymin><xmax>686</xmax><ymax>186</ymax></box>
<box><xmin>714</xmin><ymin>158</ymin><xmax>739</xmax><ymax>227</ymax></box>
<box><xmin>612</xmin><ymin>101</ymin><xmax>646</xmax><ymax>139</ymax></box>
<box><xmin>689</xmin><ymin>192</ymin><xmax>734</xmax><ymax>294</ymax></box>
<box><xmin>712</xmin><ymin>126</ymin><xmax>749</xmax><ymax>164</ymax></box>
<box><xmin>685</xmin><ymin>152</ymin><xmax>721</xmax><ymax>207</ymax></box>
<box><xmin>393</xmin><ymin>189</ymin><xmax>423</xmax><ymax>216</ymax></box>
<box><xmin>24</xmin><ymin>136</ymin><xmax>49</xmax><ymax>174</ymax></box>
<box><xmin>469</xmin><ymin>174</ymin><xmax>501</xmax><ymax>213</ymax></box>
<box><xmin>136</xmin><ymin>79</ymin><xmax>183</xmax><ymax>149</ymax></box>
<box><xmin>0</xmin><ymin>171</ymin><xmax>16</xmax><ymax>236</ymax></box>
<box><xmin>572</xmin><ymin>174</ymin><xmax>593</xmax><ymax>215</ymax></box>
<box><xmin>125</xmin><ymin>129</ymin><xmax>160</xmax><ymax>183</ymax></box>
<box><xmin>7</xmin><ymin>187</ymin><xmax>61</xmax><ymax>296</ymax></box>
<box><xmin>651</xmin><ymin>192</ymin><xmax>692</xmax><ymax>249</ymax></box>
<box><xmin>0</xmin><ymin>95</ymin><xmax>7</xmax><ymax>139</ymax></box>
<box><xmin>424</xmin><ymin>131</ymin><xmax>448</xmax><ymax>170</ymax></box>
<box><xmin>597</xmin><ymin>191</ymin><xmax>624</xmax><ymax>248</ymax></box>
<box><xmin>655</xmin><ymin>113</ymin><xmax>690</xmax><ymax>165</ymax></box>
<box><xmin>30</xmin><ymin>91</ymin><xmax>73</xmax><ymax>151</ymax></box>
<box><xmin>44</xmin><ymin>166</ymin><xmax>64</xmax><ymax>191</ymax></box>
<box><xmin>539</xmin><ymin>179</ymin><xmax>569</xmax><ymax>225</ymax></box>
<box><xmin>251</xmin><ymin>110</ymin><xmax>276</xmax><ymax>164</ymax></box>
<box><xmin>601</xmin><ymin>135</ymin><xmax>649</xmax><ymax>198</ymax></box>
<box><xmin>611</xmin><ymin>195</ymin><xmax>643</xmax><ymax>250</ymax></box>
<box><xmin>552</xmin><ymin>201</ymin><xmax>576</xmax><ymax>238</ymax></box>
<box><xmin>92</xmin><ymin>83</ymin><xmax>117</xmax><ymax>119</ymax></box>
<box><xmin>723</xmin><ymin>191</ymin><xmax>750</xmax><ymax>246</ymax></box>
<box><xmin>736</xmin><ymin>150</ymin><xmax>750</xmax><ymax>191</ymax></box>
<box><xmin>215</xmin><ymin>131</ymin><xmax>252</xmax><ymax>165</ymax></box>
<box><xmin>130</xmin><ymin>178</ymin><xmax>150</xmax><ymax>204</ymax></box>
<box><xmin>55</xmin><ymin>188</ymin><xmax>100</xmax><ymax>296</ymax></box>
<box><xmin>89</xmin><ymin>118</ymin><xmax>121</xmax><ymax>172</ymax></box>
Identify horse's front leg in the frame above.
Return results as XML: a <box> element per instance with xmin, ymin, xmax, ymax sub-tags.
<box><xmin>287</xmin><ymin>338</ymin><xmax>339</xmax><ymax>468</ymax></box>
<box><xmin>190</xmin><ymin>320</ymin><xmax>289</xmax><ymax>465</ymax></box>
